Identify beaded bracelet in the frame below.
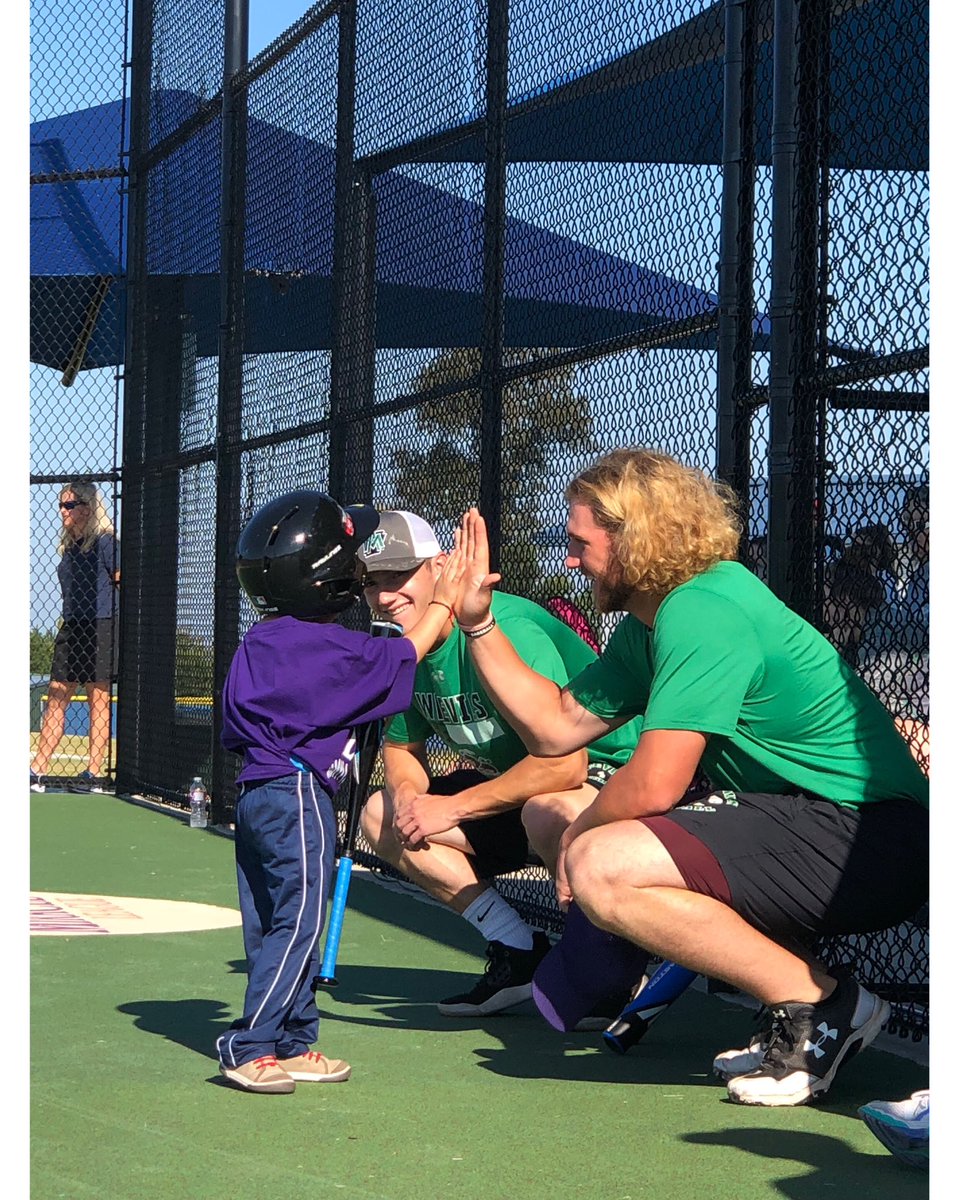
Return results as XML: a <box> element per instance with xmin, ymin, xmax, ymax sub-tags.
<box><xmin>462</xmin><ymin>615</ymin><xmax>497</xmax><ymax>639</ymax></box>
<box><xmin>429</xmin><ymin>600</ymin><xmax>454</xmax><ymax>619</ymax></box>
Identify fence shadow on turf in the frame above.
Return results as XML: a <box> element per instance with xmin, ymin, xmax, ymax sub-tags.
<box><xmin>681</xmin><ymin>1128</ymin><xmax>929</xmax><ymax>1199</ymax></box>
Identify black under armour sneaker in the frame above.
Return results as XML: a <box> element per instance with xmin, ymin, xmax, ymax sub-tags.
<box><xmin>726</xmin><ymin>974</ymin><xmax>889</xmax><ymax>1107</ymax></box>
<box><xmin>438</xmin><ymin>932</ymin><xmax>552</xmax><ymax>1016</ymax></box>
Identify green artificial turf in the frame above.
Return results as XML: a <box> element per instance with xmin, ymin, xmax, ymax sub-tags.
<box><xmin>31</xmin><ymin>793</ymin><xmax>930</xmax><ymax>1199</ymax></box>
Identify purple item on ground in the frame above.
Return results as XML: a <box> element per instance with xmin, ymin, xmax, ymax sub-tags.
<box><xmin>532</xmin><ymin>901</ymin><xmax>650</xmax><ymax>1031</ymax></box>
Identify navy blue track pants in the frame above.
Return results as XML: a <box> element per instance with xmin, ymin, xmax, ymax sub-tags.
<box><xmin>217</xmin><ymin>770</ymin><xmax>336</xmax><ymax>1068</ymax></box>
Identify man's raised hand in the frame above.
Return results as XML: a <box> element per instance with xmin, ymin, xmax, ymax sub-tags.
<box><xmin>453</xmin><ymin>508</ymin><xmax>501</xmax><ymax>629</ymax></box>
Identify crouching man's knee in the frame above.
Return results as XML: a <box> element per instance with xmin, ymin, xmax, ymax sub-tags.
<box><xmin>360</xmin><ymin>788</ymin><xmax>393</xmax><ymax>853</ymax></box>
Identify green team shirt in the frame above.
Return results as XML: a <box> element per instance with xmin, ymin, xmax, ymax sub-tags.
<box><xmin>567</xmin><ymin>561</ymin><xmax>928</xmax><ymax>809</ymax></box>
<box><xmin>386</xmin><ymin>592</ymin><xmax>642</xmax><ymax>777</ymax></box>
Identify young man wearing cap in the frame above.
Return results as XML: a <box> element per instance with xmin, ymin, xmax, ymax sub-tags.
<box><xmin>357</xmin><ymin>510</ymin><xmax>643</xmax><ymax>1018</ymax></box>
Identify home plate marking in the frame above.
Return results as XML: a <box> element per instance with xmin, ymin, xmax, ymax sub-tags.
<box><xmin>30</xmin><ymin>893</ymin><xmax>242</xmax><ymax>936</ymax></box>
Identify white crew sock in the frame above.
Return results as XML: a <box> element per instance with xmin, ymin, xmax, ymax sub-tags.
<box><xmin>462</xmin><ymin>888</ymin><xmax>534</xmax><ymax>950</ymax></box>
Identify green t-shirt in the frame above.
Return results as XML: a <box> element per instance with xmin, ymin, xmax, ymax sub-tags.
<box><xmin>567</xmin><ymin>561</ymin><xmax>928</xmax><ymax>809</ymax></box>
<box><xmin>386</xmin><ymin>592</ymin><xmax>643</xmax><ymax>777</ymax></box>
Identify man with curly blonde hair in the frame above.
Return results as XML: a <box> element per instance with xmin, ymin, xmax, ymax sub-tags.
<box><xmin>449</xmin><ymin>447</ymin><xmax>928</xmax><ymax>1108</ymax></box>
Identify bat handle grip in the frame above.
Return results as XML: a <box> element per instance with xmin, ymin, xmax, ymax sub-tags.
<box><xmin>315</xmin><ymin>855</ymin><xmax>354</xmax><ymax>988</ymax></box>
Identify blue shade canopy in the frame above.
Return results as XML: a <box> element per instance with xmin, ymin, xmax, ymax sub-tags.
<box><xmin>31</xmin><ymin>93</ymin><xmax>731</xmax><ymax>373</ymax></box>
<box><xmin>400</xmin><ymin>0</ymin><xmax>927</xmax><ymax>171</ymax></box>
<box><xmin>29</xmin><ymin>0</ymin><xmax>923</xmax><ymax>373</ymax></box>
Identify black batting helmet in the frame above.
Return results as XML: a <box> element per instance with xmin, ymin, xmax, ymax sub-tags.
<box><xmin>236</xmin><ymin>491</ymin><xmax>379</xmax><ymax>618</ymax></box>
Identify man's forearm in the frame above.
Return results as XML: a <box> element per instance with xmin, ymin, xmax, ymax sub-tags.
<box><xmin>447</xmin><ymin>750</ymin><xmax>589</xmax><ymax>821</ymax></box>
<box><xmin>565</xmin><ymin>729</ymin><xmax>706</xmax><ymax>838</ymax></box>
<box><xmin>382</xmin><ymin>742</ymin><xmax>431</xmax><ymax>797</ymax></box>
<box><xmin>464</xmin><ymin>625</ymin><xmax>590</xmax><ymax>755</ymax></box>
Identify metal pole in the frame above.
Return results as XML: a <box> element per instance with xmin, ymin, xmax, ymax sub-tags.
<box><xmin>115</xmin><ymin>0</ymin><xmax>153</xmax><ymax>796</ymax></box>
<box><xmin>717</xmin><ymin>0</ymin><xmax>756</xmax><ymax>546</ymax></box>
<box><xmin>766</xmin><ymin>0</ymin><xmax>800</xmax><ymax>606</ymax></box>
<box><xmin>480</xmin><ymin>0</ymin><xmax>508</xmax><ymax>573</ymax></box>
<box><xmin>330</xmin><ymin>0</ymin><xmax>360</xmax><ymax>502</ymax></box>
<box><xmin>211</xmin><ymin>0</ymin><xmax>249</xmax><ymax>820</ymax></box>
<box><xmin>767</xmin><ymin>0</ymin><xmax>821</xmax><ymax>617</ymax></box>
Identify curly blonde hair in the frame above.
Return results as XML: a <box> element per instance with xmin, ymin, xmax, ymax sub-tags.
<box><xmin>565</xmin><ymin>448</ymin><xmax>742</xmax><ymax>596</ymax></box>
<box><xmin>58</xmin><ymin>482</ymin><xmax>115</xmax><ymax>555</ymax></box>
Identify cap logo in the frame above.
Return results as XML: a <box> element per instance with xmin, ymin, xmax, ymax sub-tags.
<box><xmin>342</xmin><ymin>513</ymin><xmax>355</xmax><ymax>537</ymax></box>
<box><xmin>362</xmin><ymin>529</ymin><xmax>387</xmax><ymax>558</ymax></box>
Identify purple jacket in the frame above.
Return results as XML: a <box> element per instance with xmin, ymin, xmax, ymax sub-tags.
<box><xmin>222</xmin><ymin>615</ymin><xmax>417</xmax><ymax>793</ymax></box>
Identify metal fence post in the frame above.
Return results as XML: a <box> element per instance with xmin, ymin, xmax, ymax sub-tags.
<box><xmin>115</xmin><ymin>0</ymin><xmax>154</xmax><ymax>796</ymax></box>
<box><xmin>717</xmin><ymin>0</ymin><xmax>756</xmax><ymax>533</ymax></box>
<box><xmin>767</xmin><ymin>0</ymin><xmax>820</xmax><ymax>617</ymax></box>
<box><xmin>480</xmin><ymin>0</ymin><xmax>508</xmax><ymax>572</ymax></box>
<box><xmin>211</xmin><ymin>0</ymin><xmax>249</xmax><ymax>822</ymax></box>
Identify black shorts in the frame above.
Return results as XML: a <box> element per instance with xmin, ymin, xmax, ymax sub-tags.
<box><xmin>644</xmin><ymin>788</ymin><xmax>928</xmax><ymax>943</ymax></box>
<box><xmin>50</xmin><ymin>619</ymin><xmax>116</xmax><ymax>684</ymax></box>
<box><xmin>428</xmin><ymin>769</ymin><xmax>531</xmax><ymax>877</ymax></box>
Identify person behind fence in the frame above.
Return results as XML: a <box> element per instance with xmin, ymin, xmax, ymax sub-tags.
<box><xmin>356</xmin><ymin>510</ymin><xmax>644</xmax><ymax>1020</ymax></box>
<box><xmin>31</xmin><ymin>482</ymin><xmax>119</xmax><ymax>794</ymax></box>
<box><xmin>449</xmin><ymin>447</ymin><xmax>928</xmax><ymax>1108</ymax></box>
<box><xmin>822</xmin><ymin>522</ymin><xmax>897</xmax><ymax>665</ymax></box>
<box><xmin>217</xmin><ymin>490</ymin><xmax>466</xmax><ymax>1095</ymax></box>
<box><xmin>856</xmin><ymin>486</ymin><xmax>930</xmax><ymax>769</ymax></box>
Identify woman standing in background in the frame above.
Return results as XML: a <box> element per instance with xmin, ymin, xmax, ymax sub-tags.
<box><xmin>30</xmin><ymin>483</ymin><xmax>119</xmax><ymax>793</ymax></box>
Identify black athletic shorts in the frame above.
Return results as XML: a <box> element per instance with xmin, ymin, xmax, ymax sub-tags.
<box><xmin>50</xmin><ymin>618</ymin><xmax>116</xmax><ymax>684</ymax></box>
<box><xmin>427</xmin><ymin>769</ymin><xmax>531</xmax><ymax>877</ymax></box>
<box><xmin>643</xmin><ymin>788</ymin><xmax>928</xmax><ymax>943</ymax></box>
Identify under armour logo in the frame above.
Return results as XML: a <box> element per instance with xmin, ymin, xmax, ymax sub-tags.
<box><xmin>803</xmin><ymin>1022</ymin><xmax>838</xmax><ymax>1059</ymax></box>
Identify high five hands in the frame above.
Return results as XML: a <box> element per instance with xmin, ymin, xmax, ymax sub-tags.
<box><xmin>445</xmin><ymin>507</ymin><xmax>501</xmax><ymax>629</ymax></box>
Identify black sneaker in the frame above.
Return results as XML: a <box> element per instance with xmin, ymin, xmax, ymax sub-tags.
<box><xmin>726</xmin><ymin>975</ymin><xmax>889</xmax><ymax>1107</ymax></box>
<box><xmin>67</xmin><ymin>771</ymin><xmax>113</xmax><ymax>794</ymax></box>
<box><xmin>438</xmin><ymin>932</ymin><xmax>551</xmax><ymax>1016</ymax></box>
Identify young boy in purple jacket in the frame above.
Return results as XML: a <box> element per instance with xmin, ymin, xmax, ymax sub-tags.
<box><xmin>217</xmin><ymin>490</ymin><xmax>462</xmax><ymax>1094</ymax></box>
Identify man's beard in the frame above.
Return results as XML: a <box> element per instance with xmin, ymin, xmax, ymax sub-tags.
<box><xmin>591</xmin><ymin>558</ymin><xmax>632</xmax><ymax>613</ymax></box>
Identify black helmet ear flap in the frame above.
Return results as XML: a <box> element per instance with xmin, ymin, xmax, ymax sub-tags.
<box><xmin>314</xmin><ymin>577</ymin><xmax>363</xmax><ymax>614</ymax></box>
<box><xmin>235</xmin><ymin>491</ymin><xmax>379</xmax><ymax>619</ymax></box>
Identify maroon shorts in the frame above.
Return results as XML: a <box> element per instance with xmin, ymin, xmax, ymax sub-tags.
<box><xmin>642</xmin><ymin>788</ymin><xmax>928</xmax><ymax>944</ymax></box>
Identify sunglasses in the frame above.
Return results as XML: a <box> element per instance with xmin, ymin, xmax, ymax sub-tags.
<box><xmin>59</xmin><ymin>500</ymin><xmax>89</xmax><ymax>511</ymax></box>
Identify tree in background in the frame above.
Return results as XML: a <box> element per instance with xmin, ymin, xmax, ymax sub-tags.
<box><xmin>392</xmin><ymin>348</ymin><xmax>597</xmax><ymax>611</ymax></box>
<box><xmin>175</xmin><ymin>629</ymin><xmax>215</xmax><ymax>698</ymax></box>
<box><xmin>30</xmin><ymin>627</ymin><xmax>58</xmax><ymax>676</ymax></box>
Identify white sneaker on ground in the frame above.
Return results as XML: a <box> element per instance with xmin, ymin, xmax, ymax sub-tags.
<box><xmin>712</xmin><ymin>1009</ymin><xmax>772</xmax><ymax>1080</ymax></box>
<box><xmin>859</xmin><ymin>1089</ymin><xmax>929</xmax><ymax>1167</ymax></box>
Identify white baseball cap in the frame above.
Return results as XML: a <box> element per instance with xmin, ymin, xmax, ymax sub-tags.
<box><xmin>357</xmin><ymin>510</ymin><xmax>442</xmax><ymax>572</ymax></box>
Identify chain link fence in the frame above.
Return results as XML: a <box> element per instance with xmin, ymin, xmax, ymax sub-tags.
<box><xmin>30</xmin><ymin>0</ymin><xmax>928</xmax><ymax>1041</ymax></box>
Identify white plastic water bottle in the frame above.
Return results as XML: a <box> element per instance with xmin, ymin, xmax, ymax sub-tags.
<box><xmin>188</xmin><ymin>776</ymin><xmax>209</xmax><ymax>828</ymax></box>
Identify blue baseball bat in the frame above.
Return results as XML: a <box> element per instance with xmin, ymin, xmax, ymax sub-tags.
<box><xmin>602</xmin><ymin>959</ymin><xmax>698</xmax><ymax>1053</ymax></box>
<box><xmin>314</xmin><ymin>618</ymin><xmax>402</xmax><ymax>989</ymax></box>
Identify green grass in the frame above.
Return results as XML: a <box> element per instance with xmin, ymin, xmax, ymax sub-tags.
<box><xmin>31</xmin><ymin>793</ymin><xmax>929</xmax><ymax>1199</ymax></box>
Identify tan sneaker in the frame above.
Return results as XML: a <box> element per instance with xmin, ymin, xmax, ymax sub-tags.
<box><xmin>219</xmin><ymin>1055</ymin><xmax>295</xmax><ymax>1094</ymax></box>
<box><xmin>276</xmin><ymin>1050</ymin><xmax>351</xmax><ymax>1082</ymax></box>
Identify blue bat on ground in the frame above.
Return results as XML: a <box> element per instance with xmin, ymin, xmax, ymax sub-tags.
<box><xmin>602</xmin><ymin>959</ymin><xmax>699</xmax><ymax>1054</ymax></box>
<box><xmin>313</xmin><ymin>618</ymin><xmax>403</xmax><ymax>989</ymax></box>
